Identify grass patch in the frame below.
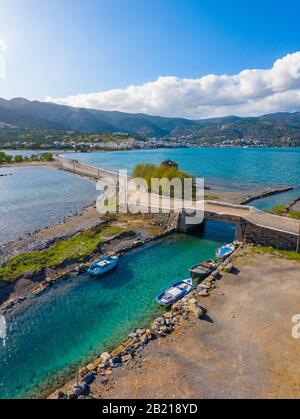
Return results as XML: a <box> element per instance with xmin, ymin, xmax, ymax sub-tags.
<box><xmin>266</xmin><ymin>204</ymin><xmax>286</xmax><ymax>216</ymax></box>
<box><xmin>266</xmin><ymin>204</ymin><xmax>300</xmax><ymax>220</ymax></box>
<box><xmin>0</xmin><ymin>226</ymin><xmax>128</xmax><ymax>282</ymax></box>
<box><xmin>204</xmin><ymin>194</ymin><xmax>218</xmax><ymax>201</ymax></box>
<box><xmin>288</xmin><ymin>210</ymin><xmax>300</xmax><ymax>220</ymax></box>
<box><xmin>249</xmin><ymin>245</ymin><xmax>300</xmax><ymax>262</ymax></box>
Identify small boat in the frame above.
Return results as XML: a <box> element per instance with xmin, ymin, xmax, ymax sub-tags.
<box><xmin>156</xmin><ymin>279</ymin><xmax>194</xmax><ymax>306</ymax></box>
<box><xmin>87</xmin><ymin>255</ymin><xmax>118</xmax><ymax>277</ymax></box>
<box><xmin>216</xmin><ymin>243</ymin><xmax>235</xmax><ymax>259</ymax></box>
<box><xmin>190</xmin><ymin>259</ymin><xmax>218</xmax><ymax>280</ymax></box>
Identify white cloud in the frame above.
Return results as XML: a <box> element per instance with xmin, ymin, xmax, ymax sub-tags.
<box><xmin>0</xmin><ymin>39</ymin><xmax>7</xmax><ymax>52</ymax></box>
<box><xmin>46</xmin><ymin>52</ymin><xmax>300</xmax><ymax>119</ymax></box>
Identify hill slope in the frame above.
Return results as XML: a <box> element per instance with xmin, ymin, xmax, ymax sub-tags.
<box><xmin>0</xmin><ymin>97</ymin><xmax>300</xmax><ymax>146</ymax></box>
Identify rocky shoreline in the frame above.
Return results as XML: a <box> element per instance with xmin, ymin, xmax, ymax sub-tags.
<box><xmin>49</xmin><ymin>241</ymin><xmax>246</xmax><ymax>400</ymax></box>
<box><xmin>0</xmin><ymin>214</ymin><xmax>178</xmax><ymax>316</ymax></box>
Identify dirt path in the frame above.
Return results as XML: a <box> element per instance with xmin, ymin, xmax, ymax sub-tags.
<box><xmin>87</xmin><ymin>251</ymin><xmax>300</xmax><ymax>399</ymax></box>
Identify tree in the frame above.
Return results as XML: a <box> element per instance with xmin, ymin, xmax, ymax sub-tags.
<box><xmin>0</xmin><ymin>152</ymin><xmax>7</xmax><ymax>164</ymax></box>
<box><xmin>40</xmin><ymin>152</ymin><xmax>53</xmax><ymax>161</ymax></box>
<box><xmin>14</xmin><ymin>155</ymin><xmax>23</xmax><ymax>163</ymax></box>
<box><xmin>30</xmin><ymin>154</ymin><xmax>39</xmax><ymax>161</ymax></box>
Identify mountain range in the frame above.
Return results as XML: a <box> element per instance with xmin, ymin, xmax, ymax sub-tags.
<box><xmin>0</xmin><ymin>97</ymin><xmax>300</xmax><ymax>146</ymax></box>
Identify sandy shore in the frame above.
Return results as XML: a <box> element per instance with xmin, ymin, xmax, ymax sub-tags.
<box><xmin>0</xmin><ymin>161</ymin><xmax>60</xmax><ymax>169</ymax></box>
<box><xmin>54</xmin><ymin>249</ymin><xmax>300</xmax><ymax>400</ymax></box>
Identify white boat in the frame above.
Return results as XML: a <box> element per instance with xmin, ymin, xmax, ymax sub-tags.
<box><xmin>87</xmin><ymin>255</ymin><xmax>118</xmax><ymax>277</ymax></box>
<box><xmin>216</xmin><ymin>243</ymin><xmax>235</xmax><ymax>259</ymax></box>
<box><xmin>156</xmin><ymin>279</ymin><xmax>194</xmax><ymax>306</ymax></box>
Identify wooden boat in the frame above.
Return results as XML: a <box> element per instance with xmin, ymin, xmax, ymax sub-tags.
<box><xmin>87</xmin><ymin>255</ymin><xmax>118</xmax><ymax>277</ymax></box>
<box><xmin>190</xmin><ymin>259</ymin><xmax>218</xmax><ymax>279</ymax></box>
<box><xmin>216</xmin><ymin>243</ymin><xmax>235</xmax><ymax>259</ymax></box>
<box><xmin>156</xmin><ymin>279</ymin><xmax>194</xmax><ymax>306</ymax></box>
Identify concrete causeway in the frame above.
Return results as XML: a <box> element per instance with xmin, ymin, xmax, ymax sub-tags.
<box><xmin>56</xmin><ymin>155</ymin><xmax>300</xmax><ymax>252</ymax></box>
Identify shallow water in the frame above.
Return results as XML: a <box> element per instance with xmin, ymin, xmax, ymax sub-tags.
<box><xmin>250</xmin><ymin>187</ymin><xmax>300</xmax><ymax>211</ymax></box>
<box><xmin>0</xmin><ymin>166</ymin><xmax>96</xmax><ymax>244</ymax></box>
<box><xmin>64</xmin><ymin>148</ymin><xmax>300</xmax><ymax>191</ymax></box>
<box><xmin>0</xmin><ymin>220</ymin><xmax>234</xmax><ymax>399</ymax></box>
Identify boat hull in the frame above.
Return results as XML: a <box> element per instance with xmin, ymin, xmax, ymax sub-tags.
<box><xmin>156</xmin><ymin>279</ymin><xmax>194</xmax><ymax>306</ymax></box>
<box><xmin>190</xmin><ymin>260</ymin><xmax>217</xmax><ymax>280</ymax></box>
<box><xmin>216</xmin><ymin>244</ymin><xmax>235</xmax><ymax>260</ymax></box>
<box><xmin>88</xmin><ymin>256</ymin><xmax>118</xmax><ymax>277</ymax></box>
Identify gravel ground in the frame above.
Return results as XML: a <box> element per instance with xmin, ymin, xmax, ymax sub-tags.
<box><xmin>85</xmin><ymin>251</ymin><xmax>300</xmax><ymax>400</ymax></box>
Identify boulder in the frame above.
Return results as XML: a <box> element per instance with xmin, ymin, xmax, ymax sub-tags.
<box><xmin>140</xmin><ymin>334</ymin><xmax>148</xmax><ymax>345</ymax></box>
<box><xmin>154</xmin><ymin>317</ymin><xmax>166</xmax><ymax>326</ymax></box>
<box><xmin>83</xmin><ymin>372</ymin><xmax>95</xmax><ymax>385</ymax></box>
<box><xmin>73</xmin><ymin>382</ymin><xmax>89</xmax><ymax>397</ymax></box>
<box><xmin>160</xmin><ymin>326</ymin><xmax>168</xmax><ymax>333</ymax></box>
<box><xmin>121</xmin><ymin>354</ymin><xmax>132</xmax><ymax>363</ymax></box>
<box><xmin>100</xmin><ymin>352</ymin><xmax>111</xmax><ymax>362</ymax></box>
<box><xmin>187</xmin><ymin>299</ymin><xmax>207</xmax><ymax>318</ymax></box>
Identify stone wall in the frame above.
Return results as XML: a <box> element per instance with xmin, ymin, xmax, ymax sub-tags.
<box><xmin>55</xmin><ymin>155</ymin><xmax>119</xmax><ymax>182</ymax></box>
<box><xmin>236</xmin><ymin>219</ymin><xmax>299</xmax><ymax>252</ymax></box>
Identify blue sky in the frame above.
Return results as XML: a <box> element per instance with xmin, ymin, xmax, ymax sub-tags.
<box><xmin>1</xmin><ymin>0</ymin><xmax>300</xmax><ymax>118</ymax></box>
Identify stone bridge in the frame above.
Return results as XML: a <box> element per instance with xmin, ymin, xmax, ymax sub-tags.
<box><xmin>55</xmin><ymin>155</ymin><xmax>300</xmax><ymax>253</ymax></box>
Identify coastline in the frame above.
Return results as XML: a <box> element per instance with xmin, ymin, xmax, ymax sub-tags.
<box><xmin>1</xmin><ymin>158</ymin><xmax>298</xmax><ymax>309</ymax></box>
<box><xmin>1</xmin><ymin>156</ymin><xmax>300</xmax><ymax>399</ymax></box>
<box><xmin>0</xmin><ymin>212</ymin><xmax>179</xmax><ymax>315</ymax></box>
<box><xmin>49</xmin><ymin>244</ymin><xmax>300</xmax><ymax>400</ymax></box>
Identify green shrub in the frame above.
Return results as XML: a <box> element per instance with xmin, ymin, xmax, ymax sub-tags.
<box><xmin>132</xmin><ymin>162</ymin><xmax>194</xmax><ymax>198</ymax></box>
<box><xmin>14</xmin><ymin>155</ymin><xmax>24</xmax><ymax>163</ymax></box>
<box><xmin>0</xmin><ymin>226</ymin><xmax>128</xmax><ymax>282</ymax></box>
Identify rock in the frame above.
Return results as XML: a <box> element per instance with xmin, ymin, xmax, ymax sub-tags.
<box><xmin>128</xmin><ymin>332</ymin><xmax>138</xmax><ymax>339</ymax></box>
<box><xmin>79</xmin><ymin>367</ymin><xmax>89</xmax><ymax>377</ymax></box>
<box><xmin>83</xmin><ymin>372</ymin><xmax>95</xmax><ymax>385</ymax></box>
<box><xmin>87</xmin><ymin>363</ymin><xmax>96</xmax><ymax>372</ymax></box>
<box><xmin>140</xmin><ymin>334</ymin><xmax>148</xmax><ymax>345</ymax></box>
<box><xmin>121</xmin><ymin>354</ymin><xmax>132</xmax><ymax>363</ymax></box>
<box><xmin>188</xmin><ymin>298</ymin><xmax>197</xmax><ymax>304</ymax></box>
<box><xmin>100</xmin><ymin>352</ymin><xmax>111</xmax><ymax>362</ymax></box>
<box><xmin>198</xmin><ymin>289</ymin><xmax>209</xmax><ymax>297</ymax></box>
<box><xmin>57</xmin><ymin>391</ymin><xmax>67</xmax><ymax>399</ymax></box>
<box><xmin>110</xmin><ymin>345</ymin><xmax>125</xmax><ymax>358</ymax></box>
<box><xmin>160</xmin><ymin>326</ymin><xmax>168</xmax><ymax>333</ymax></box>
<box><xmin>98</xmin><ymin>376</ymin><xmax>109</xmax><ymax>385</ymax></box>
<box><xmin>164</xmin><ymin>312</ymin><xmax>173</xmax><ymax>319</ymax></box>
<box><xmin>154</xmin><ymin>317</ymin><xmax>166</xmax><ymax>326</ymax></box>
<box><xmin>136</xmin><ymin>328</ymin><xmax>145</xmax><ymax>336</ymax></box>
<box><xmin>73</xmin><ymin>382</ymin><xmax>89</xmax><ymax>397</ymax></box>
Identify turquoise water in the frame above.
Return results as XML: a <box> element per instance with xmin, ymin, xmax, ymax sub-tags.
<box><xmin>0</xmin><ymin>220</ymin><xmax>234</xmax><ymax>399</ymax></box>
<box><xmin>0</xmin><ymin>166</ymin><xmax>96</xmax><ymax>244</ymax></box>
<box><xmin>64</xmin><ymin>148</ymin><xmax>300</xmax><ymax>191</ymax></box>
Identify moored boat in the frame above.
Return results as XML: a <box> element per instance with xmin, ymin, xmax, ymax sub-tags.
<box><xmin>190</xmin><ymin>259</ymin><xmax>218</xmax><ymax>280</ymax></box>
<box><xmin>216</xmin><ymin>243</ymin><xmax>235</xmax><ymax>259</ymax></box>
<box><xmin>87</xmin><ymin>255</ymin><xmax>118</xmax><ymax>277</ymax></box>
<box><xmin>156</xmin><ymin>279</ymin><xmax>194</xmax><ymax>306</ymax></box>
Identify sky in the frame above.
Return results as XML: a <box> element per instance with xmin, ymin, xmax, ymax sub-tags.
<box><xmin>1</xmin><ymin>0</ymin><xmax>300</xmax><ymax>119</ymax></box>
